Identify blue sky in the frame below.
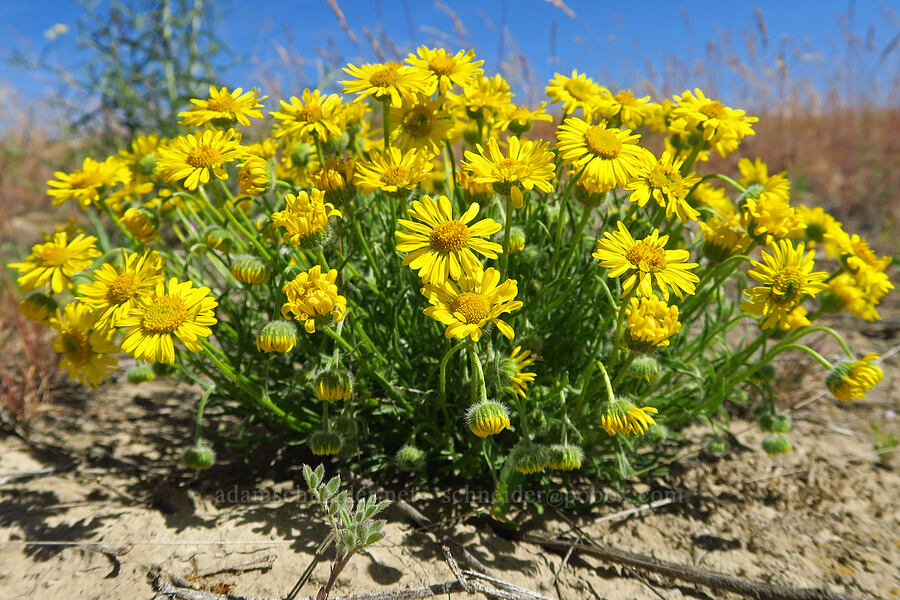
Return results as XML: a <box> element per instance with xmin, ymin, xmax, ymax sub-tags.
<box><xmin>2</xmin><ymin>0</ymin><xmax>899</xmax><ymax>107</ymax></box>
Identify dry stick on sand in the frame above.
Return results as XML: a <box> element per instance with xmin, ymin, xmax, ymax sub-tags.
<box><xmin>522</xmin><ymin>535</ymin><xmax>865</xmax><ymax>600</ymax></box>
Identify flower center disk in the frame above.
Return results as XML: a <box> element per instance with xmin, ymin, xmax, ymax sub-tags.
<box><xmin>60</xmin><ymin>330</ymin><xmax>92</xmax><ymax>366</ymax></box>
<box><xmin>772</xmin><ymin>267</ymin><xmax>804</xmax><ymax>304</ymax></box>
<box><xmin>187</xmin><ymin>145</ymin><xmax>221</xmax><ymax>168</ymax></box>
<box><xmin>429</xmin><ymin>220</ymin><xmax>471</xmax><ymax>252</ymax></box>
<box><xmin>626</xmin><ymin>240</ymin><xmax>667</xmax><ymax>272</ymax></box>
<box><xmin>106</xmin><ymin>273</ymin><xmax>139</xmax><ymax>304</ymax></box>
<box><xmin>207</xmin><ymin>95</ymin><xmax>237</xmax><ymax>112</ymax></box>
<box><xmin>428</xmin><ymin>55</ymin><xmax>457</xmax><ymax>76</ymax></box>
<box><xmin>584</xmin><ymin>127</ymin><xmax>622</xmax><ymax>159</ymax></box>
<box><xmin>142</xmin><ymin>294</ymin><xmax>189</xmax><ymax>334</ymax></box>
<box><xmin>369</xmin><ymin>66</ymin><xmax>401</xmax><ymax>87</ymax></box>
<box><xmin>41</xmin><ymin>245</ymin><xmax>71</xmax><ymax>267</ymax></box>
<box><xmin>380</xmin><ymin>165</ymin><xmax>409</xmax><ymax>187</ymax></box>
<box><xmin>451</xmin><ymin>292</ymin><xmax>491</xmax><ymax>324</ymax></box>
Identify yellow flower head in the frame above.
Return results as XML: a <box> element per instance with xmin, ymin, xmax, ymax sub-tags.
<box><xmin>546</xmin><ymin>444</ymin><xmax>583</xmax><ymax>471</ymax></box>
<box><xmin>119</xmin><ymin>277</ymin><xmax>218</xmax><ymax>364</ymax></box>
<box><xmin>593</xmin><ymin>221</ymin><xmax>700</xmax><ymax>301</ymax></box>
<box><xmin>119</xmin><ymin>134</ymin><xmax>163</xmax><ymax>177</ymax></box>
<box><xmin>256</xmin><ymin>320</ymin><xmax>298</xmax><ymax>353</ymax></box>
<box><xmin>246</xmin><ymin>137</ymin><xmax>279</xmax><ymax>160</ymax></box>
<box><xmin>179</xmin><ymin>85</ymin><xmax>266</xmax><ymax>128</ymax></box>
<box><xmin>592</xmin><ymin>89</ymin><xmax>655</xmax><ymax>129</ymax></box>
<box><xmin>670</xmin><ymin>89</ymin><xmax>758</xmax><ymax>157</ymax></box>
<box><xmin>51</xmin><ymin>302</ymin><xmax>119</xmax><ymax>388</ymax></box>
<box><xmin>737</xmin><ymin>158</ymin><xmax>790</xmax><ymax>202</ymax></box>
<box><xmin>795</xmin><ymin>205</ymin><xmax>843</xmax><ymax>258</ymax></box>
<box><xmin>47</xmin><ymin>156</ymin><xmax>131</xmax><ymax>209</ymax></box>
<box><xmin>840</xmin><ymin>233</ymin><xmax>893</xmax><ymax>274</ymax></box>
<box><xmin>354</xmin><ymin>146</ymin><xmax>434</xmax><ymax>196</ymax></box>
<box><xmin>271</xmin><ymin>89</ymin><xmax>343</xmax><ymax>142</ymax></box>
<box><xmin>741</xmin><ymin>190</ymin><xmax>803</xmax><ymax>242</ymax></box>
<box><xmin>625</xmin><ymin>151</ymin><xmax>701</xmax><ymax>222</ymax></box>
<box><xmin>456</xmin><ymin>168</ymin><xmax>495</xmax><ymax>205</ymax></box>
<box><xmin>500</xmin><ymin>346</ymin><xmax>537</xmax><ymax>398</ymax></box>
<box><xmin>741</xmin><ymin>240</ymin><xmax>828</xmax><ymax>329</ymax></box>
<box><xmin>77</xmin><ymin>248</ymin><xmax>166</xmax><ymax>330</ymax></box>
<box><xmin>119</xmin><ymin>206</ymin><xmax>158</xmax><ymax>243</ymax></box>
<box><xmin>281</xmin><ymin>265</ymin><xmax>347</xmax><ymax>334</ymax></box>
<box><xmin>405</xmin><ymin>46</ymin><xmax>484</xmax><ymax>94</ymax></box>
<box><xmin>692</xmin><ymin>181</ymin><xmax>734</xmax><ymax>218</ymax></box>
<box><xmin>18</xmin><ymin>292</ymin><xmax>58</xmax><ymax>326</ymax></box>
<box><xmin>389</xmin><ymin>95</ymin><xmax>456</xmax><ymax>152</ymax></box>
<box><xmin>600</xmin><ymin>397</ymin><xmax>659</xmax><ymax>436</ymax></box>
<box><xmin>556</xmin><ymin>118</ymin><xmax>648</xmax><ymax>189</ymax></box>
<box><xmin>699</xmin><ymin>216</ymin><xmax>752</xmax><ymax>263</ymax></box>
<box><xmin>314</xmin><ymin>369</ymin><xmax>354</xmax><ymax>402</ymax></box>
<box><xmin>341</xmin><ymin>62</ymin><xmax>431</xmax><ymax>108</ymax></box>
<box><xmin>9</xmin><ymin>232</ymin><xmax>100</xmax><ymax>294</ymax></box>
<box><xmin>271</xmin><ymin>189</ymin><xmax>342</xmax><ymax>248</ymax></box>
<box><xmin>448</xmin><ymin>74</ymin><xmax>513</xmax><ymax>121</ymax></box>
<box><xmin>156</xmin><ymin>128</ymin><xmax>246</xmax><ymax>190</ymax></box>
<box><xmin>463</xmin><ymin>136</ymin><xmax>556</xmax><ymax>208</ymax></box>
<box><xmin>545</xmin><ymin>70</ymin><xmax>604</xmax><ymax>116</ymax></box>
<box><xmin>231</xmin><ymin>255</ymin><xmax>270</xmax><ymax>285</ymax></box>
<box><xmin>311</xmin><ymin>157</ymin><xmax>357</xmax><ymax>205</ymax></box>
<box><xmin>396</xmin><ymin>195</ymin><xmax>502</xmax><ymax>284</ymax></box>
<box><xmin>826</xmin><ymin>353</ymin><xmax>883</xmax><ymax>402</ymax></box>
<box><xmin>466</xmin><ymin>400</ymin><xmax>510</xmax><ymax>437</ymax></box>
<box><xmin>626</xmin><ymin>295</ymin><xmax>682</xmax><ymax>349</ymax></box>
<box><xmin>497</xmin><ymin>102</ymin><xmax>554</xmax><ymax>135</ymax></box>
<box><xmin>237</xmin><ymin>155</ymin><xmax>272</xmax><ymax>196</ymax></box>
<box><xmin>778</xmin><ymin>305</ymin><xmax>811</xmax><ymax>332</ymax></box>
<box><xmin>422</xmin><ymin>265</ymin><xmax>522</xmax><ymax>342</ymax></box>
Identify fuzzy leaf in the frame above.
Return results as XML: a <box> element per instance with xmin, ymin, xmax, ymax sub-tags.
<box><xmin>323</xmin><ymin>475</ymin><xmax>340</xmax><ymax>500</ymax></box>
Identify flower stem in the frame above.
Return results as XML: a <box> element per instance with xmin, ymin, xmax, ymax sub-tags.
<box><xmin>499</xmin><ymin>196</ymin><xmax>514</xmax><ymax>281</ymax></box>
<box><xmin>381</xmin><ymin>98</ymin><xmax>391</xmax><ymax>150</ymax></box>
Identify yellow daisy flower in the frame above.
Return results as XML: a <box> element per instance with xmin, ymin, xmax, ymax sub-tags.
<box><xmin>556</xmin><ymin>118</ymin><xmax>648</xmax><ymax>189</ymax></box>
<box><xmin>50</xmin><ymin>303</ymin><xmax>119</xmax><ymax>388</ymax></box>
<box><xmin>839</xmin><ymin>233</ymin><xmax>893</xmax><ymax>274</ymax></box>
<box><xmin>496</xmin><ymin>102</ymin><xmax>554</xmax><ymax>135</ymax></box>
<box><xmin>405</xmin><ymin>46</ymin><xmax>484</xmax><ymax>93</ymax></box>
<box><xmin>670</xmin><ymin>89</ymin><xmax>758</xmax><ymax>157</ymax></box>
<box><xmin>826</xmin><ymin>353</ymin><xmax>884</xmax><ymax>402</ymax></box>
<box><xmin>281</xmin><ymin>265</ymin><xmax>347</xmax><ymax>334</ymax></box>
<box><xmin>246</xmin><ymin>138</ymin><xmax>279</xmax><ymax>160</ymax></box>
<box><xmin>626</xmin><ymin>295</ymin><xmax>682</xmax><ymax>349</ymax></box>
<box><xmin>78</xmin><ymin>248</ymin><xmax>166</xmax><ymax>329</ymax></box>
<box><xmin>237</xmin><ymin>155</ymin><xmax>272</xmax><ymax>196</ymax></box>
<box><xmin>500</xmin><ymin>346</ymin><xmax>537</xmax><ymax>398</ymax></box>
<box><xmin>592</xmin><ymin>221</ymin><xmax>700</xmax><ymax>301</ymax></box>
<box><xmin>389</xmin><ymin>95</ymin><xmax>455</xmax><ymax>151</ymax></box>
<box><xmin>396</xmin><ymin>195</ymin><xmax>502</xmax><ymax>284</ymax></box>
<box><xmin>311</xmin><ymin>157</ymin><xmax>357</xmax><ymax>205</ymax></box>
<box><xmin>692</xmin><ymin>181</ymin><xmax>734</xmax><ymax>218</ymax></box>
<box><xmin>463</xmin><ymin>136</ymin><xmax>556</xmax><ymax>208</ymax></box>
<box><xmin>592</xmin><ymin>89</ymin><xmax>655</xmax><ymax>129</ymax></box>
<box><xmin>624</xmin><ymin>151</ymin><xmax>701</xmax><ymax>222</ymax></box>
<box><xmin>178</xmin><ymin>85</ymin><xmax>266</xmax><ymax>128</ymax></box>
<box><xmin>447</xmin><ymin>74</ymin><xmax>513</xmax><ymax>121</ymax></box>
<box><xmin>47</xmin><ymin>156</ymin><xmax>131</xmax><ymax>209</ymax></box>
<box><xmin>354</xmin><ymin>146</ymin><xmax>434</xmax><ymax>196</ymax></box>
<box><xmin>740</xmin><ymin>240</ymin><xmax>828</xmax><ymax>329</ymax></box>
<box><xmin>119</xmin><ymin>278</ymin><xmax>218</xmax><ymax>364</ymax></box>
<box><xmin>421</xmin><ymin>265</ymin><xmax>522</xmax><ymax>342</ymax></box>
<box><xmin>156</xmin><ymin>128</ymin><xmax>246</xmax><ymax>190</ymax></box>
<box><xmin>119</xmin><ymin>207</ymin><xmax>158</xmax><ymax>243</ymax></box>
<box><xmin>545</xmin><ymin>70</ymin><xmax>605</xmax><ymax>116</ymax></box>
<box><xmin>737</xmin><ymin>158</ymin><xmax>790</xmax><ymax>202</ymax></box>
<box><xmin>778</xmin><ymin>305</ymin><xmax>811</xmax><ymax>332</ymax></box>
<box><xmin>341</xmin><ymin>62</ymin><xmax>430</xmax><ymax>108</ymax></box>
<box><xmin>600</xmin><ymin>398</ymin><xmax>658</xmax><ymax>436</ymax></box>
<box><xmin>271</xmin><ymin>89</ymin><xmax>343</xmax><ymax>142</ymax></box>
<box><xmin>18</xmin><ymin>293</ymin><xmax>58</xmax><ymax>326</ymax></box>
<box><xmin>118</xmin><ymin>134</ymin><xmax>163</xmax><ymax>184</ymax></box>
<box><xmin>699</xmin><ymin>216</ymin><xmax>751</xmax><ymax>262</ymax></box>
<box><xmin>741</xmin><ymin>190</ymin><xmax>803</xmax><ymax>242</ymax></box>
<box><xmin>9</xmin><ymin>232</ymin><xmax>100</xmax><ymax>294</ymax></box>
<box><xmin>795</xmin><ymin>205</ymin><xmax>843</xmax><ymax>258</ymax></box>
<box><xmin>270</xmin><ymin>189</ymin><xmax>342</xmax><ymax>248</ymax></box>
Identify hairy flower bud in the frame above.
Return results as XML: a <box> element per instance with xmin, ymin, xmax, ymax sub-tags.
<box><xmin>181</xmin><ymin>444</ymin><xmax>215</xmax><ymax>470</ymax></box>
<box><xmin>466</xmin><ymin>401</ymin><xmax>510</xmax><ymax>437</ymax></box>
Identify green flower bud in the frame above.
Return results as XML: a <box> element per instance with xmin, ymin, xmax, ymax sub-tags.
<box><xmin>749</xmin><ymin>363</ymin><xmax>777</xmax><ymax>384</ymax></box>
<box><xmin>546</xmin><ymin>444</ymin><xmax>583</xmax><ymax>471</ymax></box>
<box><xmin>308</xmin><ymin>430</ymin><xmax>343</xmax><ymax>456</ymax></box>
<box><xmin>256</xmin><ymin>320</ymin><xmax>298</xmax><ymax>353</ymax></box>
<box><xmin>202</xmin><ymin>227</ymin><xmax>234</xmax><ymax>253</ymax></box>
<box><xmin>761</xmin><ymin>434</ymin><xmax>793</xmax><ymax>456</ymax></box>
<box><xmin>231</xmin><ymin>254</ymin><xmax>270</xmax><ymax>285</ymax></box>
<box><xmin>466</xmin><ymin>401</ymin><xmax>510</xmax><ymax>437</ymax></box>
<box><xmin>395</xmin><ymin>444</ymin><xmax>426</xmax><ymax>471</ymax></box>
<box><xmin>508</xmin><ymin>227</ymin><xmax>525</xmax><ymax>254</ymax></box>
<box><xmin>181</xmin><ymin>444</ymin><xmax>215</xmax><ymax>470</ymax></box>
<box><xmin>151</xmin><ymin>362</ymin><xmax>176</xmax><ymax>377</ymax></box>
<box><xmin>137</xmin><ymin>152</ymin><xmax>158</xmax><ymax>175</ymax></box>
<box><xmin>643</xmin><ymin>424</ymin><xmax>668</xmax><ymax>446</ymax></box>
<box><xmin>759</xmin><ymin>412</ymin><xmax>792</xmax><ymax>433</ymax></box>
<box><xmin>628</xmin><ymin>355</ymin><xmax>660</xmax><ymax>382</ymax></box>
<box><xmin>290</xmin><ymin>142</ymin><xmax>314</xmax><ymax>167</ymax></box>
<box><xmin>314</xmin><ymin>370</ymin><xmax>354</xmax><ymax>402</ymax></box>
<box><xmin>18</xmin><ymin>292</ymin><xmax>58</xmax><ymax>326</ymax></box>
<box><xmin>705</xmin><ymin>438</ymin><xmax>729</xmax><ymax>455</ymax></box>
<box><xmin>509</xmin><ymin>441</ymin><xmax>547</xmax><ymax>475</ymax></box>
<box><xmin>127</xmin><ymin>365</ymin><xmax>156</xmax><ymax>384</ymax></box>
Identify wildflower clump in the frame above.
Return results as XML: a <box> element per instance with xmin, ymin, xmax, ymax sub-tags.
<box><xmin>8</xmin><ymin>47</ymin><xmax>890</xmax><ymax>518</ymax></box>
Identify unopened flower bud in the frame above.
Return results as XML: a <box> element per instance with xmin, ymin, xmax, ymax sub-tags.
<box><xmin>546</xmin><ymin>444</ymin><xmax>583</xmax><ymax>471</ymax></box>
<box><xmin>314</xmin><ymin>370</ymin><xmax>353</xmax><ymax>402</ymax></box>
<box><xmin>395</xmin><ymin>444</ymin><xmax>426</xmax><ymax>471</ymax></box>
<box><xmin>759</xmin><ymin>412</ymin><xmax>792</xmax><ymax>433</ymax></box>
<box><xmin>256</xmin><ymin>320</ymin><xmax>298</xmax><ymax>353</ymax></box>
<box><xmin>509</xmin><ymin>441</ymin><xmax>547</xmax><ymax>475</ymax></box>
<box><xmin>308</xmin><ymin>430</ymin><xmax>343</xmax><ymax>456</ymax></box>
<box><xmin>761</xmin><ymin>434</ymin><xmax>793</xmax><ymax>456</ymax></box>
<box><xmin>19</xmin><ymin>292</ymin><xmax>57</xmax><ymax>326</ymax></box>
<box><xmin>181</xmin><ymin>444</ymin><xmax>215</xmax><ymax>470</ymax></box>
<box><xmin>202</xmin><ymin>227</ymin><xmax>234</xmax><ymax>252</ymax></box>
<box><xmin>231</xmin><ymin>254</ymin><xmax>270</xmax><ymax>284</ymax></box>
<box><xmin>127</xmin><ymin>365</ymin><xmax>156</xmax><ymax>384</ymax></box>
<box><xmin>466</xmin><ymin>401</ymin><xmax>510</xmax><ymax>437</ymax></box>
<box><xmin>628</xmin><ymin>355</ymin><xmax>660</xmax><ymax>382</ymax></box>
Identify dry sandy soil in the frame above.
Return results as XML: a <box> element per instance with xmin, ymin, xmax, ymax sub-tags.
<box><xmin>1</xmin><ymin>319</ymin><xmax>899</xmax><ymax>600</ymax></box>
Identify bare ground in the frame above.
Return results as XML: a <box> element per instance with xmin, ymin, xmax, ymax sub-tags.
<box><xmin>1</xmin><ymin>320</ymin><xmax>899</xmax><ymax>600</ymax></box>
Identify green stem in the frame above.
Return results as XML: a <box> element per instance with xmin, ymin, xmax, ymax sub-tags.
<box><xmin>552</xmin><ymin>165</ymin><xmax>586</xmax><ymax>268</ymax></box>
<box><xmin>467</xmin><ymin>340</ymin><xmax>488</xmax><ymax>405</ymax></box>
<box><xmin>776</xmin><ymin>344</ymin><xmax>835</xmax><ymax>370</ymax></box>
<box><xmin>439</xmin><ymin>340</ymin><xmax>469</xmax><ymax>406</ymax></box>
<box><xmin>596</xmin><ymin>360</ymin><xmax>615</xmax><ymax>402</ymax></box>
<box><xmin>382</xmin><ymin>97</ymin><xmax>391</xmax><ymax>150</ymax></box>
<box><xmin>194</xmin><ymin>386</ymin><xmax>214</xmax><ymax>442</ymax></box>
<box><xmin>612</xmin><ymin>351</ymin><xmax>637</xmax><ymax>387</ymax></box>
<box><xmin>560</xmin><ymin>206</ymin><xmax>592</xmax><ymax>273</ymax></box>
<box><xmin>499</xmin><ymin>196</ymin><xmax>514</xmax><ymax>281</ymax></box>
